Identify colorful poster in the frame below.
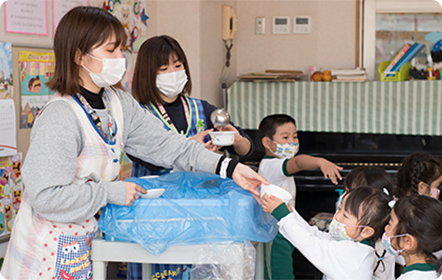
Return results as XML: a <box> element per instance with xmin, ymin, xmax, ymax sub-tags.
<box><xmin>104</xmin><ymin>0</ymin><xmax>148</xmax><ymax>51</ymax></box>
<box><xmin>0</xmin><ymin>153</ymin><xmax>24</xmax><ymax>237</ymax></box>
<box><xmin>18</xmin><ymin>51</ymin><xmax>56</xmax><ymax>128</ymax></box>
<box><xmin>0</xmin><ymin>42</ymin><xmax>13</xmax><ymax>99</ymax></box>
<box><xmin>5</xmin><ymin>0</ymin><xmax>48</xmax><ymax>35</ymax></box>
<box><xmin>53</xmin><ymin>0</ymin><xmax>89</xmax><ymax>36</ymax></box>
<box><xmin>0</xmin><ymin>99</ymin><xmax>17</xmax><ymax>158</ymax></box>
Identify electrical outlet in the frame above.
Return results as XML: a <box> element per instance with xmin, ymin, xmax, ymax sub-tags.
<box><xmin>255</xmin><ymin>17</ymin><xmax>265</xmax><ymax>35</ymax></box>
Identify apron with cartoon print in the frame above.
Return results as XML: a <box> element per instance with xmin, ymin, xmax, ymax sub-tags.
<box><xmin>1</xmin><ymin>89</ymin><xmax>124</xmax><ymax>280</ymax></box>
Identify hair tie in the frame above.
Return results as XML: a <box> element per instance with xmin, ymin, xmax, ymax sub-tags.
<box><xmin>388</xmin><ymin>200</ymin><xmax>396</xmax><ymax>208</ymax></box>
<box><xmin>383</xmin><ymin>188</ymin><xmax>390</xmax><ymax>196</ymax></box>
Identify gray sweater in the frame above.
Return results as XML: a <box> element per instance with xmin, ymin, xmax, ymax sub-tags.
<box><xmin>22</xmin><ymin>90</ymin><xmax>222</xmax><ymax>223</ymax></box>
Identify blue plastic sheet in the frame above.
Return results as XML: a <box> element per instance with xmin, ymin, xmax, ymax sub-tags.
<box><xmin>98</xmin><ymin>171</ymin><xmax>277</xmax><ymax>255</ymax></box>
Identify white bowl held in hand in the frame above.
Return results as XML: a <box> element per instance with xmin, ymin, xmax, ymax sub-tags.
<box><xmin>209</xmin><ymin>131</ymin><xmax>236</xmax><ymax>146</ymax></box>
<box><xmin>137</xmin><ymin>188</ymin><xmax>165</xmax><ymax>199</ymax></box>
<box><xmin>260</xmin><ymin>183</ymin><xmax>293</xmax><ymax>204</ymax></box>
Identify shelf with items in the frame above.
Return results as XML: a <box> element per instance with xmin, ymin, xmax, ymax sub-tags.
<box><xmin>379</xmin><ymin>61</ymin><xmax>411</xmax><ymax>82</ymax></box>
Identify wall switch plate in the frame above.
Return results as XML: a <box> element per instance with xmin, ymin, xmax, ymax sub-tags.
<box><xmin>255</xmin><ymin>17</ymin><xmax>265</xmax><ymax>35</ymax></box>
<box><xmin>272</xmin><ymin>16</ymin><xmax>290</xmax><ymax>34</ymax></box>
<box><xmin>294</xmin><ymin>16</ymin><xmax>311</xmax><ymax>34</ymax></box>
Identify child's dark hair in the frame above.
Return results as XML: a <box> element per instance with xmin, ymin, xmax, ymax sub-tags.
<box><xmin>393</xmin><ymin>196</ymin><xmax>442</xmax><ymax>268</ymax></box>
<box><xmin>395</xmin><ymin>152</ymin><xmax>442</xmax><ymax>199</ymax></box>
<box><xmin>343</xmin><ymin>186</ymin><xmax>391</xmax><ymax>243</ymax></box>
<box><xmin>258</xmin><ymin>114</ymin><xmax>297</xmax><ymax>145</ymax></box>
<box><xmin>343</xmin><ymin>166</ymin><xmax>394</xmax><ymax>195</ymax></box>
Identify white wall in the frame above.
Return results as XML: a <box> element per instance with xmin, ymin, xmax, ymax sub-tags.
<box><xmin>236</xmin><ymin>0</ymin><xmax>356</xmax><ymax>76</ymax></box>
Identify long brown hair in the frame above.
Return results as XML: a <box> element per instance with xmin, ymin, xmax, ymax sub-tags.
<box><xmin>46</xmin><ymin>6</ymin><xmax>126</xmax><ymax>95</ymax></box>
<box><xmin>131</xmin><ymin>35</ymin><xmax>192</xmax><ymax>105</ymax></box>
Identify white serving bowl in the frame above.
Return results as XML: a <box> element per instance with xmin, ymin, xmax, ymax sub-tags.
<box><xmin>137</xmin><ymin>188</ymin><xmax>165</xmax><ymax>199</ymax></box>
<box><xmin>260</xmin><ymin>183</ymin><xmax>293</xmax><ymax>204</ymax></box>
<box><xmin>209</xmin><ymin>131</ymin><xmax>236</xmax><ymax>146</ymax></box>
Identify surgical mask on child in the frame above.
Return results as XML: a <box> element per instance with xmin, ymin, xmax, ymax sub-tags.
<box><xmin>156</xmin><ymin>70</ymin><xmax>188</xmax><ymax>99</ymax></box>
<box><xmin>381</xmin><ymin>232</ymin><xmax>408</xmax><ymax>256</ymax></box>
<box><xmin>269</xmin><ymin>141</ymin><xmax>299</xmax><ymax>159</ymax></box>
<box><xmin>82</xmin><ymin>54</ymin><xmax>126</xmax><ymax>88</ymax></box>
<box><xmin>329</xmin><ymin>217</ymin><xmax>365</xmax><ymax>242</ymax></box>
<box><xmin>431</xmin><ymin>188</ymin><xmax>441</xmax><ymax>198</ymax></box>
<box><xmin>419</xmin><ymin>183</ymin><xmax>440</xmax><ymax>199</ymax></box>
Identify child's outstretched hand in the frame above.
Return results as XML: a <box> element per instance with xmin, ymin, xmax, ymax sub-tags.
<box><xmin>261</xmin><ymin>193</ymin><xmax>290</xmax><ymax>214</ymax></box>
<box><xmin>318</xmin><ymin>158</ymin><xmax>343</xmax><ymax>185</ymax></box>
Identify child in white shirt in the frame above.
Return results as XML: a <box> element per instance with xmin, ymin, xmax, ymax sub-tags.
<box><xmin>382</xmin><ymin>195</ymin><xmax>442</xmax><ymax>280</ymax></box>
<box><xmin>340</xmin><ymin>166</ymin><xmax>396</xmax><ymax>280</ymax></box>
<box><xmin>257</xmin><ymin>114</ymin><xmax>342</xmax><ymax>279</ymax></box>
<box><xmin>262</xmin><ymin>186</ymin><xmax>391</xmax><ymax>280</ymax></box>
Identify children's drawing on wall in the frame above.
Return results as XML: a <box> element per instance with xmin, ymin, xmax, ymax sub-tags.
<box><xmin>18</xmin><ymin>51</ymin><xmax>56</xmax><ymax>128</ymax></box>
<box><xmin>0</xmin><ymin>42</ymin><xmax>13</xmax><ymax>99</ymax></box>
<box><xmin>0</xmin><ymin>153</ymin><xmax>23</xmax><ymax>237</ymax></box>
<box><xmin>104</xmin><ymin>0</ymin><xmax>148</xmax><ymax>51</ymax></box>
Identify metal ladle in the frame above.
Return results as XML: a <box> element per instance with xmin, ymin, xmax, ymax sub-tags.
<box><xmin>210</xmin><ymin>108</ymin><xmax>231</xmax><ymax>130</ymax></box>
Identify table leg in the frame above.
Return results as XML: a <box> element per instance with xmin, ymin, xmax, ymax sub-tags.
<box><xmin>255</xmin><ymin>243</ymin><xmax>264</xmax><ymax>280</ymax></box>
<box><xmin>92</xmin><ymin>260</ymin><xmax>106</xmax><ymax>280</ymax></box>
<box><xmin>142</xmin><ymin>263</ymin><xmax>152</xmax><ymax>280</ymax></box>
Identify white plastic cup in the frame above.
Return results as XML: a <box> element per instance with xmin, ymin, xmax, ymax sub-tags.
<box><xmin>260</xmin><ymin>183</ymin><xmax>293</xmax><ymax>204</ymax></box>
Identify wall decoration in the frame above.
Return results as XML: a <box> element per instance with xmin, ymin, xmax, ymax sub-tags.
<box><xmin>18</xmin><ymin>51</ymin><xmax>56</xmax><ymax>129</ymax></box>
<box><xmin>53</xmin><ymin>0</ymin><xmax>89</xmax><ymax>36</ymax></box>
<box><xmin>5</xmin><ymin>0</ymin><xmax>47</xmax><ymax>35</ymax></box>
<box><xmin>105</xmin><ymin>0</ymin><xmax>148</xmax><ymax>51</ymax></box>
<box><xmin>0</xmin><ymin>99</ymin><xmax>16</xmax><ymax>158</ymax></box>
<box><xmin>0</xmin><ymin>153</ymin><xmax>23</xmax><ymax>237</ymax></box>
<box><xmin>0</xmin><ymin>42</ymin><xmax>13</xmax><ymax>99</ymax></box>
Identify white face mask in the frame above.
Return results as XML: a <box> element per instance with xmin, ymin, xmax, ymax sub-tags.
<box><xmin>381</xmin><ymin>232</ymin><xmax>408</xmax><ymax>256</ymax></box>
<box><xmin>83</xmin><ymin>54</ymin><xmax>126</xmax><ymax>88</ymax></box>
<box><xmin>329</xmin><ymin>216</ymin><xmax>366</xmax><ymax>242</ymax></box>
<box><xmin>269</xmin><ymin>141</ymin><xmax>299</xmax><ymax>159</ymax></box>
<box><xmin>156</xmin><ymin>70</ymin><xmax>188</xmax><ymax>99</ymax></box>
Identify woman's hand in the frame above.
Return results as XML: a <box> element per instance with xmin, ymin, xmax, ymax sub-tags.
<box><xmin>217</xmin><ymin>124</ymin><xmax>241</xmax><ymax>143</ymax></box>
<box><xmin>232</xmin><ymin>163</ymin><xmax>269</xmax><ymax>204</ymax></box>
<box><xmin>189</xmin><ymin>129</ymin><xmax>222</xmax><ymax>152</ymax></box>
<box><xmin>189</xmin><ymin>129</ymin><xmax>213</xmax><ymax>144</ymax></box>
<box><xmin>217</xmin><ymin>124</ymin><xmax>251</xmax><ymax>156</ymax></box>
<box><xmin>124</xmin><ymin>182</ymin><xmax>147</xmax><ymax>206</ymax></box>
<box><xmin>261</xmin><ymin>193</ymin><xmax>285</xmax><ymax>214</ymax></box>
<box><xmin>318</xmin><ymin>158</ymin><xmax>343</xmax><ymax>185</ymax></box>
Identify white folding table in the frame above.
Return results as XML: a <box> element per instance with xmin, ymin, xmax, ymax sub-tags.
<box><xmin>92</xmin><ymin>238</ymin><xmax>264</xmax><ymax>280</ymax></box>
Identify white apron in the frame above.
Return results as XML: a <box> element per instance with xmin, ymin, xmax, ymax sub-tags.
<box><xmin>1</xmin><ymin>89</ymin><xmax>124</xmax><ymax>280</ymax></box>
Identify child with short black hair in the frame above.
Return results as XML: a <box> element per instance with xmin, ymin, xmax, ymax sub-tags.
<box><xmin>262</xmin><ymin>186</ymin><xmax>391</xmax><ymax>280</ymax></box>
<box><xmin>382</xmin><ymin>195</ymin><xmax>442</xmax><ymax>279</ymax></box>
<box><xmin>343</xmin><ymin>166</ymin><xmax>394</xmax><ymax>194</ymax></box>
<box><xmin>258</xmin><ymin>113</ymin><xmax>342</xmax><ymax>280</ymax></box>
<box><xmin>395</xmin><ymin>152</ymin><xmax>442</xmax><ymax>199</ymax></box>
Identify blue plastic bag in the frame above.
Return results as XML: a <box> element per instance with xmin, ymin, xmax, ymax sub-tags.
<box><xmin>98</xmin><ymin>171</ymin><xmax>277</xmax><ymax>255</ymax></box>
